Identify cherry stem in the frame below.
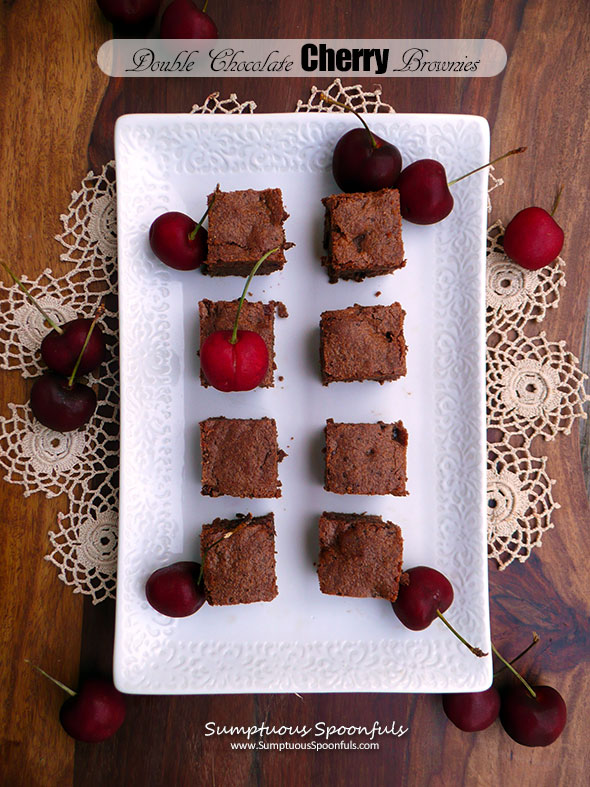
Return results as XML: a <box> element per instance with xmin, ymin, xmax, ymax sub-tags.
<box><xmin>0</xmin><ymin>260</ymin><xmax>64</xmax><ymax>334</ymax></box>
<box><xmin>202</xmin><ymin>0</ymin><xmax>209</xmax><ymax>12</ymax></box>
<box><xmin>551</xmin><ymin>185</ymin><xmax>564</xmax><ymax>217</ymax></box>
<box><xmin>188</xmin><ymin>187</ymin><xmax>217</xmax><ymax>241</ymax></box>
<box><xmin>67</xmin><ymin>303</ymin><xmax>105</xmax><ymax>388</ymax></box>
<box><xmin>25</xmin><ymin>659</ymin><xmax>76</xmax><ymax>697</ymax></box>
<box><xmin>447</xmin><ymin>147</ymin><xmax>527</xmax><ymax>187</ymax></box>
<box><xmin>319</xmin><ymin>92</ymin><xmax>377</xmax><ymax>150</ymax></box>
<box><xmin>493</xmin><ymin>632</ymin><xmax>540</xmax><ymax>676</ymax></box>
<box><xmin>435</xmin><ymin>610</ymin><xmax>487</xmax><ymax>658</ymax></box>
<box><xmin>491</xmin><ymin>643</ymin><xmax>537</xmax><ymax>699</ymax></box>
<box><xmin>230</xmin><ymin>248</ymin><xmax>279</xmax><ymax>345</ymax></box>
<box><xmin>198</xmin><ymin>516</ymin><xmax>252</xmax><ymax>584</ymax></box>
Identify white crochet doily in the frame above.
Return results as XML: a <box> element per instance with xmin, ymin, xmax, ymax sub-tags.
<box><xmin>0</xmin><ymin>80</ymin><xmax>587</xmax><ymax>604</ymax></box>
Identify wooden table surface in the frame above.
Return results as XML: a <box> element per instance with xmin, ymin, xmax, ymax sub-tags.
<box><xmin>2</xmin><ymin>1</ymin><xmax>590</xmax><ymax>785</ymax></box>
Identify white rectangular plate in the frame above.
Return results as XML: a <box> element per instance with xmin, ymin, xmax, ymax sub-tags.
<box><xmin>114</xmin><ymin>112</ymin><xmax>491</xmax><ymax>694</ymax></box>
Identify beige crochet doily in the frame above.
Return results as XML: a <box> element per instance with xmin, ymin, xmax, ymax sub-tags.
<box><xmin>0</xmin><ymin>79</ymin><xmax>587</xmax><ymax>604</ymax></box>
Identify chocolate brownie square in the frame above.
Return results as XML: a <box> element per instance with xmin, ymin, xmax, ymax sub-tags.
<box><xmin>320</xmin><ymin>303</ymin><xmax>407</xmax><ymax>384</ymax></box>
<box><xmin>199</xmin><ymin>299</ymin><xmax>281</xmax><ymax>388</ymax></box>
<box><xmin>204</xmin><ymin>187</ymin><xmax>293</xmax><ymax>276</ymax></box>
<box><xmin>324</xmin><ymin>419</ymin><xmax>408</xmax><ymax>496</ymax></box>
<box><xmin>200</xmin><ymin>417</ymin><xmax>283</xmax><ymax>498</ymax></box>
<box><xmin>318</xmin><ymin>512</ymin><xmax>404</xmax><ymax>601</ymax></box>
<box><xmin>201</xmin><ymin>513</ymin><xmax>278</xmax><ymax>605</ymax></box>
<box><xmin>321</xmin><ymin>189</ymin><xmax>405</xmax><ymax>282</ymax></box>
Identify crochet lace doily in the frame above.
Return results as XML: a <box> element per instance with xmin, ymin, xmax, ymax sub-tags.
<box><xmin>0</xmin><ymin>80</ymin><xmax>587</xmax><ymax>604</ymax></box>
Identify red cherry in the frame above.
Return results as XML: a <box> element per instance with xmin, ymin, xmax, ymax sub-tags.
<box><xmin>96</xmin><ymin>0</ymin><xmax>161</xmax><ymax>26</ymax></box>
<box><xmin>332</xmin><ymin>128</ymin><xmax>402</xmax><ymax>193</ymax></box>
<box><xmin>396</xmin><ymin>159</ymin><xmax>454</xmax><ymax>225</ymax></box>
<box><xmin>60</xmin><ymin>678</ymin><xmax>126</xmax><ymax>743</ymax></box>
<box><xmin>442</xmin><ymin>686</ymin><xmax>501</xmax><ymax>732</ymax></box>
<box><xmin>320</xmin><ymin>93</ymin><xmax>402</xmax><ymax>193</ymax></box>
<box><xmin>200</xmin><ymin>330</ymin><xmax>269</xmax><ymax>392</ymax></box>
<box><xmin>502</xmin><ymin>207</ymin><xmax>564</xmax><ymax>270</ymax></box>
<box><xmin>149</xmin><ymin>211</ymin><xmax>207</xmax><ymax>271</ymax></box>
<box><xmin>41</xmin><ymin>318</ymin><xmax>106</xmax><ymax>376</ymax></box>
<box><xmin>396</xmin><ymin>147</ymin><xmax>526</xmax><ymax>226</ymax></box>
<box><xmin>30</xmin><ymin>374</ymin><xmax>97</xmax><ymax>432</ymax></box>
<box><xmin>146</xmin><ymin>561</ymin><xmax>206</xmax><ymax>617</ymax></box>
<box><xmin>500</xmin><ymin>684</ymin><xmax>566</xmax><ymax>747</ymax></box>
<box><xmin>392</xmin><ymin>566</ymin><xmax>453</xmax><ymax>631</ymax></box>
<box><xmin>160</xmin><ymin>0</ymin><xmax>218</xmax><ymax>38</ymax></box>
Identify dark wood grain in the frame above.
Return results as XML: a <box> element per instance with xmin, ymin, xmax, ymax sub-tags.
<box><xmin>2</xmin><ymin>0</ymin><xmax>590</xmax><ymax>784</ymax></box>
<box><xmin>0</xmin><ymin>1</ymin><xmax>110</xmax><ymax>785</ymax></box>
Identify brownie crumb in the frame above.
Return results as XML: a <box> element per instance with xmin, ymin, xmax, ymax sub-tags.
<box><xmin>276</xmin><ymin>302</ymin><xmax>289</xmax><ymax>318</ymax></box>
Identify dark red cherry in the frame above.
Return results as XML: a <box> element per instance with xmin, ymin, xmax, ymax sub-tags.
<box><xmin>30</xmin><ymin>374</ymin><xmax>97</xmax><ymax>432</ymax></box>
<box><xmin>60</xmin><ymin>678</ymin><xmax>126</xmax><ymax>743</ymax></box>
<box><xmin>160</xmin><ymin>0</ymin><xmax>218</xmax><ymax>38</ymax></box>
<box><xmin>396</xmin><ymin>159</ymin><xmax>454</xmax><ymax>225</ymax></box>
<box><xmin>442</xmin><ymin>686</ymin><xmax>501</xmax><ymax>732</ymax></box>
<box><xmin>396</xmin><ymin>147</ymin><xmax>527</xmax><ymax>226</ymax></box>
<box><xmin>500</xmin><ymin>684</ymin><xmax>566</xmax><ymax>747</ymax></box>
<box><xmin>41</xmin><ymin>319</ymin><xmax>106</xmax><ymax>376</ymax></box>
<box><xmin>200</xmin><ymin>329</ymin><xmax>269</xmax><ymax>392</ymax></box>
<box><xmin>392</xmin><ymin>566</ymin><xmax>453</xmax><ymax>631</ymax></box>
<box><xmin>149</xmin><ymin>211</ymin><xmax>207</xmax><ymax>271</ymax></box>
<box><xmin>503</xmin><ymin>207</ymin><xmax>564</xmax><ymax>270</ymax></box>
<box><xmin>333</xmin><ymin>128</ymin><xmax>402</xmax><ymax>193</ymax></box>
<box><xmin>146</xmin><ymin>561</ymin><xmax>206</xmax><ymax>617</ymax></box>
<box><xmin>96</xmin><ymin>0</ymin><xmax>161</xmax><ymax>26</ymax></box>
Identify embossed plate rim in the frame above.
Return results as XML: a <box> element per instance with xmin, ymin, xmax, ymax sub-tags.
<box><xmin>114</xmin><ymin>112</ymin><xmax>491</xmax><ymax>694</ymax></box>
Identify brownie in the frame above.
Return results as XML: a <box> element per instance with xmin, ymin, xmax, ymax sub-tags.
<box><xmin>324</xmin><ymin>419</ymin><xmax>408</xmax><ymax>496</ymax></box>
<box><xmin>199</xmin><ymin>299</ymin><xmax>280</xmax><ymax>387</ymax></box>
<box><xmin>200</xmin><ymin>417</ymin><xmax>283</xmax><ymax>498</ymax></box>
<box><xmin>204</xmin><ymin>187</ymin><xmax>293</xmax><ymax>276</ymax></box>
<box><xmin>318</xmin><ymin>512</ymin><xmax>404</xmax><ymax>601</ymax></box>
<box><xmin>321</xmin><ymin>189</ymin><xmax>405</xmax><ymax>282</ymax></box>
<box><xmin>201</xmin><ymin>513</ymin><xmax>278</xmax><ymax>605</ymax></box>
<box><xmin>320</xmin><ymin>303</ymin><xmax>407</xmax><ymax>384</ymax></box>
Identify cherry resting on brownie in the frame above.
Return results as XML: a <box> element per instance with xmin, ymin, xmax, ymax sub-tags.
<box><xmin>200</xmin><ymin>249</ymin><xmax>277</xmax><ymax>392</ymax></box>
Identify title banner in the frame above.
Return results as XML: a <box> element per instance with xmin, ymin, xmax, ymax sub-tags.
<box><xmin>98</xmin><ymin>39</ymin><xmax>506</xmax><ymax>77</ymax></box>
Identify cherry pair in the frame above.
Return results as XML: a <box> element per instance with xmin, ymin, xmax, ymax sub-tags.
<box><xmin>393</xmin><ymin>567</ymin><xmax>566</xmax><ymax>747</ymax></box>
<box><xmin>1</xmin><ymin>262</ymin><xmax>106</xmax><ymax>432</ymax></box>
